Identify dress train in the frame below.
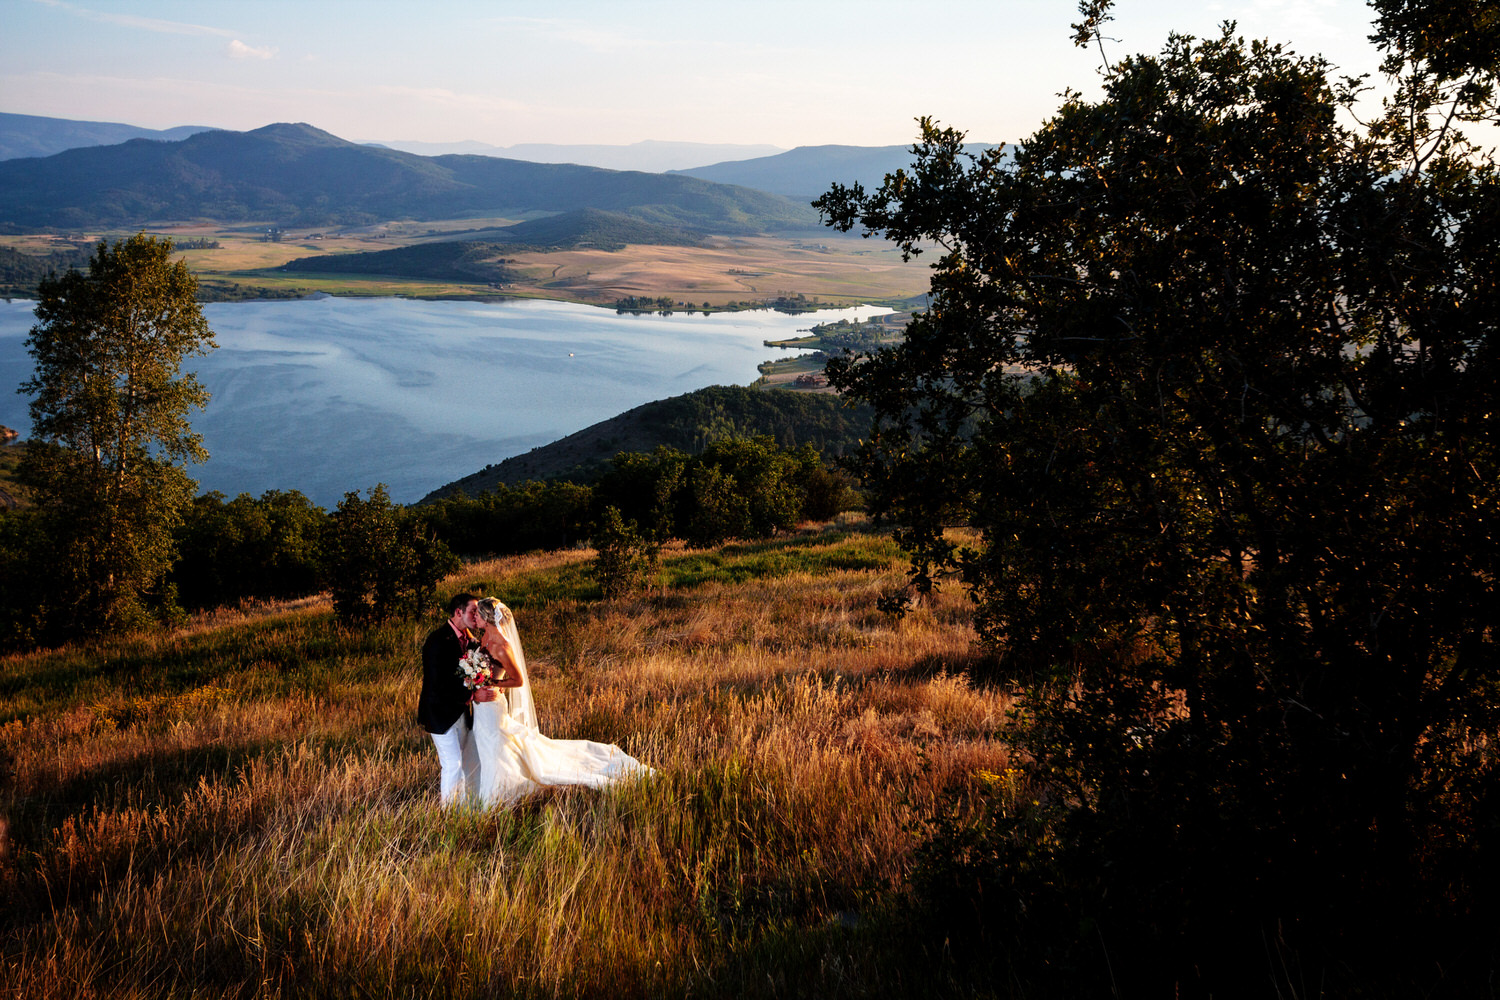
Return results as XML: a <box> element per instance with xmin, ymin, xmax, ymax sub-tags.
<box><xmin>468</xmin><ymin>609</ymin><xmax>653</xmax><ymax>806</ymax></box>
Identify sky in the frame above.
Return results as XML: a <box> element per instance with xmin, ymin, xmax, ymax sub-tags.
<box><xmin>2</xmin><ymin>0</ymin><xmax>1391</xmax><ymax>150</ymax></box>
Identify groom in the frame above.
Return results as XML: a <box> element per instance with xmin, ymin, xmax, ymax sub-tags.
<box><xmin>418</xmin><ymin>592</ymin><xmax>499</xmax><ymax>804</ymax></box>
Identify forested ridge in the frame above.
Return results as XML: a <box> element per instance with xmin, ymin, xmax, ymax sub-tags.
<box><xmin>426</xmin><ymin>384</ymin><xmax>874</xmax><ymax>499</ymax></box>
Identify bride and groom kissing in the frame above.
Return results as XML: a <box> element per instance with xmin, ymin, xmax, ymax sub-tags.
<box><xmin>417</xmin><ymin>592</ymin><xmax>653</xmax><ymax>806</ymax></box>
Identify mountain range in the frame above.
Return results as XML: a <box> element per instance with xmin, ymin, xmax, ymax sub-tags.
<box><xmin>0</xmin><ymin>122</ymin><xmax>819</xmax><ymax>232</ymax></box>
<box><xmin>0</xmin><ymin>115</ymin><xmax>786</xmax><ymax>171</ymax></box>
<box><xmin>674</xmin><ymin>142</ymin><xmax>1006</xmax><ymax>201</ymax></box>
<box><xmin>0</xmin><ymin>112</ymin><xmax>217</xmax><ymax>160</ymax></box>
<box><xmin>365</xmin><ymin>138</ymin><xmax>788</xmax><ymax>173</ymax></box>
<box><xmin>0</xmin><ymin>114</ymin><xmax>1005</xmax><ymax>236</ymax></box>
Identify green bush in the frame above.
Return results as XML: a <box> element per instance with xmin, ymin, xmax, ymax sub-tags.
<box><xmin>590</xmin><ymin>505</ymin><xmax>659</xmax><ymax>598</ymax></box>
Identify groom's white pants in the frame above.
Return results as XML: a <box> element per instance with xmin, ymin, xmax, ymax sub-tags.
<box><xmin>431</xmin><ymin>717</ymin><xmax>480</xmax><ymax>805</ymax></box>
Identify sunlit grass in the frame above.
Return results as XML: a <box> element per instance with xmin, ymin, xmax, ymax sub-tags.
<box><xmin>1</xmin><ymin>525</ymin><xmax>1016</xmax><ymax>997</ymax></box>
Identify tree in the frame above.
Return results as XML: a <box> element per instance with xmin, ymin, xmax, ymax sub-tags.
<box><xmin>19</xmin><ymin>233</ymin><xmax>216</xmax><ymax>636</ymax></box>
<box><xmin>325</xmin><ymin>485</ymin><xmax>457</xmax><ymax>626</ymax></box>
<box><xmin>590</xmin><ymin>505</ymin><xmax>659</xmax><ymax>599</ymax></box>
<box><xmin>817</xmin><ymin>3</ymin><xmax>1497</xmax><ymax>989</ymax></box>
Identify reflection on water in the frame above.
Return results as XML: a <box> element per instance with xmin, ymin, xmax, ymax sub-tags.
<box><xmin>0</xmin><ymin>296</ymin><xmax>871</xmax><ymax>505</ymax></box>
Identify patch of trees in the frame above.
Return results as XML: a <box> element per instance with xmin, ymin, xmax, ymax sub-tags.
<box><xmin>0</xmin><ymin>245</ymin><xmax>91</xmax><ymax>298</ymax></box>
<box><xmin>614</xmin><ymin>295</ymin><xmax>678</xmax><ymax>313</ymax></box>
<box><xmin>817</xmin><ymin>0</ymin><xmax>1499</xmax><ymax>991</ymax></box>
<box><xmin>805</xmin><ymin>317</ymin><xmax>898</xmax><ymax>354</ymax></box>
<box><xmin>417</xmin><ymin>437</ymin><xmax>857</xmax><ymax>556</ymax></box>
<box><xmin>618</xmin><ymin>294</ymin><xmax>824</xmax><ymax>316</ymax></box>
<box><xmin>0</xmin><ymin>434</ymin><xmax>856</xmax><ymax>647</ymax></box>
<box><xmin>192</xmin><ymin>279</ymin><xmax>309</xmax><ymax>303</ymax></box>
<box><xmin>169</xmin><ymin>437</ymin><xmax>855</xmax><ymax>617</ymax></box>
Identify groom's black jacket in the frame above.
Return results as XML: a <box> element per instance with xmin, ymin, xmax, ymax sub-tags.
<box><xmin>418</xmin><ymin>622</ymin><xmax>471</xmax><ymax>734</ymax></box>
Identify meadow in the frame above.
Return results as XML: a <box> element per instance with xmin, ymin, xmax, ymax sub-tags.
<box><xmin>1</xmin><ymin>523</ymin><xmax>1017</xmax><ymax>998</ymax></box>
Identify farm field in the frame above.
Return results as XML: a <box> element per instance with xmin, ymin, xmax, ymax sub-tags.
<box><xmin>0</xmin><ymin>226</ymin><xmax>930</xmax><ymax>308</ymax></box>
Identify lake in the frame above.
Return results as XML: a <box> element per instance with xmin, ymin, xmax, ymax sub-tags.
<box><xmin>0</xmin><ymin>296</ymin><xmax>867</xmax><ymax>507</ymax></box>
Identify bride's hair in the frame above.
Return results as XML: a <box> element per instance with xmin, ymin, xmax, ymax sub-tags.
<box><xmin>475</xmin><ymin>597</ymin><xmax>513</xmax><ymax>627</ymax></box>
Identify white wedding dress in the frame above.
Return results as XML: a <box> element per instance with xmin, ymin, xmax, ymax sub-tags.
<box><xmin>470</xmin><ymin>614</ymin><xmax>654</xmax><ymax>806</ymax></box>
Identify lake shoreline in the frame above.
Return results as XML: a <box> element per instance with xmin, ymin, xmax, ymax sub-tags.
<box><xmin>0</xmin><ymin>297</ymin><xmax>875</xmax><ymax>506</ymax></box>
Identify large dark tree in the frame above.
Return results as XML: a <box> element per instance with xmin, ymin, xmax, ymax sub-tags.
<box><xmin>19</xmin><ymin>233</ymin><xmax>216</xmax><ymax>635</ymax></box>
<box><xmin>817</xmin><ymin>1</ymin><xmax>1497</xmax><ymax>990</ymax></box>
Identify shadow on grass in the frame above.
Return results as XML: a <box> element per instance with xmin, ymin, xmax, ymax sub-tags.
<box><xmin>3</xmin><ymin>739</ymin><xmax>284</xmax><ymax>925</ymax></box>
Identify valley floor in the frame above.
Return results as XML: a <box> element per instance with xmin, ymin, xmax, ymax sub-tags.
<box><xmin>1</xmin><ymin>228</ymin><xmax>931</xmax><ymax>310</ymax></box>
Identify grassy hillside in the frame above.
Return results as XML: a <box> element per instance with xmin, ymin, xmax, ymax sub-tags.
<box><xmin>0</xmin><ymin>524</ymin><xmax>1014</xmax><ymax>998</ymax></box>
<box><xmin>425</xmin><ymin>384</ymin><xmax>875</xmax><ymax>500</ymax></box>
<box><xmin>280</xmin><ymin>240</ymin><xmax>520</xmax><ymax>284</ymax></box>
<box><xmin>491</xmin><ymin>208</ymin><xmax>707</xmax><ymax>249</ymax></box>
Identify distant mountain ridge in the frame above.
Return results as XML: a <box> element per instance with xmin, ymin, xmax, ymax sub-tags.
<box><xmin>0</xmin><ymin>112</ymin><xmax>216</xmax><ymax>161</ymax></box>
<box><xmin>367</xmin><ymin>138</ymin><xmax>787</xmax><ymax>172</ymax></box>
<box><xmin>673</xmin><ymin>142</ymin><xmax>1008</xmax><ymax>200</ymax></box>
<box><xmin>0</xmin><ymin>122</ymin><xmax>819</xmax><ymax>233</ymax></box>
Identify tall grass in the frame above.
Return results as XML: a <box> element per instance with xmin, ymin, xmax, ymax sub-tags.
<box><xmin>2</xmin><ymin>526</ymin><xmax>1017</xmax><ymax>997</ymax></box>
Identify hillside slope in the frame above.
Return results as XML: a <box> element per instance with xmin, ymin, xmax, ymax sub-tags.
<box><xmin>422</xmin><ymin>384</ymin><xmax>873</xmax><ymax>501</ymax></box>
<box><xmin>280</xmin><ymin>211</ymin><xmax>706</xmax><ymax>281</ymax></box>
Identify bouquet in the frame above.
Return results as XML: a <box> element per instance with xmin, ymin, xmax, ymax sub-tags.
<box><xmin>458</xmin><ymin>646</ymin><xmax>507</xmax><ymax>690</ymax></box>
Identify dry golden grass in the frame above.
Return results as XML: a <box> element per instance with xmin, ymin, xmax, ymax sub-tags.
<box><xmin>502</xmin><ymin>235</ymin><xmax>928</xmax><ymax>306</ymax></box>
<box><xmin>1</xmin><ymin>228</ymin><xmax>930</xmax><ymax>308</ymax></box>
<box><xmin>0</xmin><ymin>529</ymin><xmax>1016</xmax><ymax>998</ymax></box>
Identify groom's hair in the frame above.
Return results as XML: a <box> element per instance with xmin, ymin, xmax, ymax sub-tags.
<box><xmin>447</xmin><ymin>592</ymin><xmax>478</xmax><ymax>615</ymax></box>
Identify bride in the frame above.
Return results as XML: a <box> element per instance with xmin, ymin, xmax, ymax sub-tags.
<box><xmin>467</xmin><ymin>596</ymin><xmax>654</xmax><ymax>806</ymax></box>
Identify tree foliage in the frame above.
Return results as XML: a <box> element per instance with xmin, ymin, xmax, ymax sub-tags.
<box><xmin>18</xmin><ymin>233</ymin><xmax>215</xmax><ymax>636</ymax></box>
<box><xmin>325</xmin><ymin>485</ymin><xmax>457</xmax><ymax>626</ymax></box>
<box><xmin>172</xmin><ymin>489</ymin><xmax>328</xmax><ymax>610</ymax></box>
<box><xmin>414</xmin><ymin>479</ymin><xmax>594</xmax><ymax>556</ymax></box>
<box><xmin>420</xmin><ymin>436</ymin><xmax>857</xmax><ymax>559</ymax></box>
<box><xmin>817</xmin><ymin>3</ymin><xmax>1497</xmax><ymax>989</ymax></box>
